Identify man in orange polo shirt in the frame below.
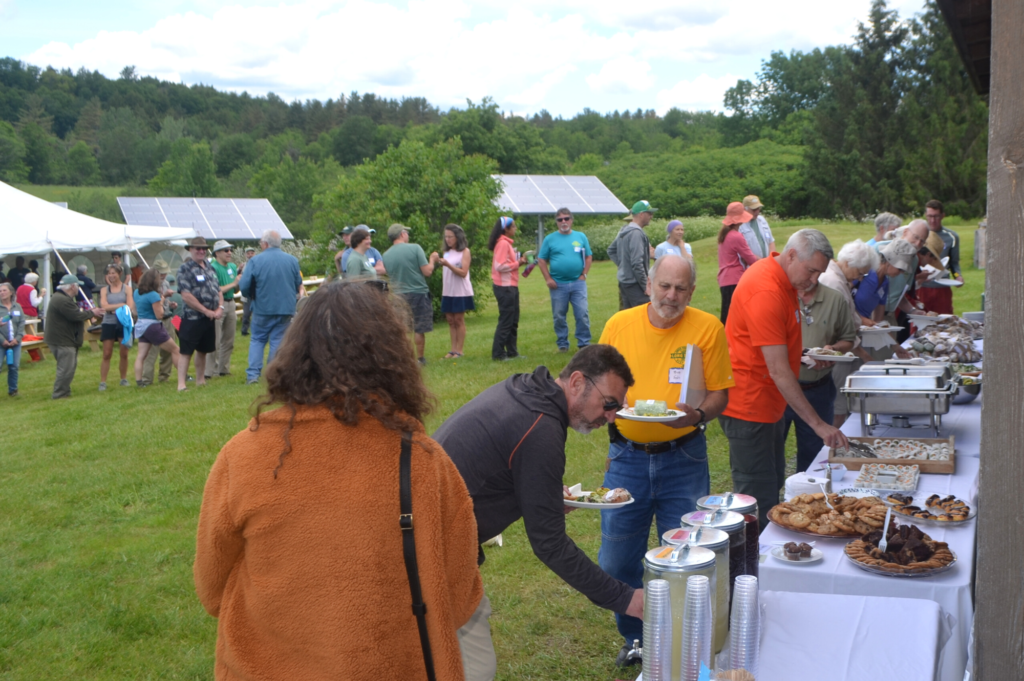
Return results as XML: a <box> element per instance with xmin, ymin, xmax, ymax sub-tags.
<box><xmin>720</xmin><ymin>229</ymin><xmax>848</xmax><ymax>529</ymax></box>
<box><xmin>598</xmin><ymin>252</ymin><xmax>734</xmax><ymax>666</ymax></box>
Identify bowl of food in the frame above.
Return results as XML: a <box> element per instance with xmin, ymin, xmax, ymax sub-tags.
<box><xmin>952</xmin><ymin>382</ymin><xmax>981</xmax><ymax>404</ymax></box>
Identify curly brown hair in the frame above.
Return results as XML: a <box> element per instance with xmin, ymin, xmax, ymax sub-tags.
<box><xmin>253</xmin><ymin>280</ymin><xmax>436</xmax><ymax>476</ymax></box>
<box><xmin>137</xmin><ymin>268</ymin><xmax>162</xmax><ymax>295</ymax></box>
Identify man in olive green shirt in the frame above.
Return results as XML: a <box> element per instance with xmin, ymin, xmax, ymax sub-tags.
<box><xmin>382</xmin><ymin>224</ymin><xmax>439</xmax><ymax>364</ymax></box>
<box><xmin>207</xmin><ymin>240</ymin><xmax>240</xmax><ymax>378</ymax></box>
<box><xmin>784</xmin><ymin>282</ymin><xmax>857</xmax><ymax>472</ymax></box>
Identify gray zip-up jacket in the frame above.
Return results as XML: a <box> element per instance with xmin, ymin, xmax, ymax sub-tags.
<box><xmin>0</xmin><ymin>301</ymin><xmax>25</xmax><ymax>344</ymax></box>
<box><xmin>607</xmin><ymin>222</ymin><xmax>651</xmax><ymax>288</ymax></box>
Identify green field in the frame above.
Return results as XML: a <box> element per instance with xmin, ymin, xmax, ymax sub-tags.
<box><xmin>0</xmin><ymin>222</ymin><xmax>984</xmax><ymax>679</ymax></box>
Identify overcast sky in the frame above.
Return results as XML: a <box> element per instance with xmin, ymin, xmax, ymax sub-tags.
<box><xmin>4</xmin><ymin>0</ymin><xmax>928</xmax><ymax>118</ymax></box>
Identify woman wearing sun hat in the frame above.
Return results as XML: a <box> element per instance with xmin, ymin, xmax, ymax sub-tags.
<box><xmin>717</xmin><ymin>201</ymin><xmax>761</xmax><ymax>324</ymax></box>
<box><xmin>915</xmin><ymin>231</ymin><xmax>954</xmax><ymax>314</ymax></box>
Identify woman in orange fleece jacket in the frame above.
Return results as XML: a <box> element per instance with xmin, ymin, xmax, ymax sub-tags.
<box><xmin>194</xmin><ymin>280</ymin><xmax>483</xmax><ymax>681</ymax></box>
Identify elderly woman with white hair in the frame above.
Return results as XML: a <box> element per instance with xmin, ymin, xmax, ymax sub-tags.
<box><xmin>16</xmin><ymin>272</ymin><xmax>45</xmax><ymax>319</ymax></box>
<box><xmin>819</xmin><ymin>239</ymin><xmax>880</xmax><ymax>426</ymax></box>
<box><xmin>869</xmin><ymin>212</ymin><xmax>902</xmax><ymax>246</ymax></box>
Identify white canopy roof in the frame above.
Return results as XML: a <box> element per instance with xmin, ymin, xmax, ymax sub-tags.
<box><xmin>0</xmin><ymin>181</ymin><xmax>197</xmax><ymax>256</ymax></box>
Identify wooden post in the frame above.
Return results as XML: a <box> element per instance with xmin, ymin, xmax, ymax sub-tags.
<box><xmin>976</xmin><ymin>0</ymin><xmax>1024</xmax><ymax>678</ymax></box>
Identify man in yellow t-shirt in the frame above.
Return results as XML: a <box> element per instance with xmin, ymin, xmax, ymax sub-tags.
<box><xmin>597</xmin><ymin>252</ymin><xmax>735</xmax><ymax>666</ymax></box>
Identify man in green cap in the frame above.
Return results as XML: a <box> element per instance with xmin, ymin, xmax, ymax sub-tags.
<box><xmin>607</xmin><ymin>200</ymin><xmax>656</xmax><ymax>309</ymax></box>
<box><xmin>44</xmin><ymin>274</ymin><xmax>104</xmax><ymax>398</ymax></box>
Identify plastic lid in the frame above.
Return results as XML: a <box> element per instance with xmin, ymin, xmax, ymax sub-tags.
<box><xmin>680</xmin><ymin>508</ymin><xmax>745</xmax><ymax>534</ymax></box>
<box><xmin>661</xmin><ymin>526</ymin><xmax>729</xmax><ymax>552</ymax></box>
<box><xmin>697</xmin><ymin>492</ymin><xmax>757</xmax><ymax>515</ymax></box>
<box><xmin>643</xmin><ymin>544</ymin><xmax>716</xmax><ymax>572</ymax></box>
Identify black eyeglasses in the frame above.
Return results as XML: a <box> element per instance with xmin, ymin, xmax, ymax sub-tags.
<box><xmin>556</xmin><ymin>216</ymin><xmax>572</xmax><ymax>223</ymax></box>
<box><xmin>585</xmin><ymin>375</ymin><xmax>622</xmax><ymax>412</ymax></box>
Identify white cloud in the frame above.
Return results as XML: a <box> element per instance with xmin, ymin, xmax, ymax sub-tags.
<box><xmin>19</xmin><ymin>0</ymin><xmax>930</xmax><ymax>116</ymax></box>
<box><xmin>585</xmin><ymin>56</ymin><xmax>654</xmax><ymax>95</ymax></box>
<box><xmin>655</xmin><ymin>73</ymin><xmax>740</xmax><ymax>114</ymax></box>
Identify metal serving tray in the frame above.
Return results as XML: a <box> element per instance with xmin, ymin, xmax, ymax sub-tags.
<box><xmin>846</xmin><ymin>365</ymin><xmax>954</xmax><ymax>391</ymax></box>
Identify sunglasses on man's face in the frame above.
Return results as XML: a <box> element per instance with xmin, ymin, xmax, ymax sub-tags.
<box><xmin>556</xmin><ymin>216</ymin><xmax>572</xmax><ymax>223</ymax></box>
<box><xmin>192</xmin><ymin>247</ymin><xmax>208</xmax><ymax>252</ymax></box>
<box><xmin>585</xmin><ymin>375</ymin><xmax>622</xmax><ymax>412</ymax></box>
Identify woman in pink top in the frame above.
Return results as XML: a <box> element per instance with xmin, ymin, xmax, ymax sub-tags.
<box><xmin>488</xmin><ymin>216</ymin><xmax>526</xmax><ymax>361</ymax></box>
<box><xmin>439</xmin><ymin>224</ymin><xmax>474</xmax><ymax>359</ymax></box>
<box><xmin>717</xmin><ymin>201</ymin><xmax>760</xmax><ymax>324</ymax></box>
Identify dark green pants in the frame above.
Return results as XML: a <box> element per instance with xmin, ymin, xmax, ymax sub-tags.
<box><xmin>720</xmin><ymin>414</ymin><xmax>787</xmax><ymax>530</ymax></box>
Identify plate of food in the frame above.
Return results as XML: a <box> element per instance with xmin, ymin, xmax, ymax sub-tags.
<box><xmin>844</xmin><ymin>522</ymin><xmax>957</xmax><ymax>577</ymax></box>
<box><xmin>767</xmin><ymin>492</ymin><xmax>891</xmax><ymax>538</ymax></box>
<box><xmin>616</xmin><ymin>400</ymin><xmax>683</xmax><ymax>423</ymax></box>
<box><xmin>770</xmin><ymin>542</ymin><xmax>824</xmax><ymax>564</ymax></box>
<box><xmin>853</xmin><ymin>464</ymin><xmax>920</xmax><ymax>492</ymax></box>
<box><xmin>806</xmin><ymin>348</ymin><xmax>858</xmax><ymax>363</ymax></box>
<box><xmin>859</xmin><ymin>325</ymin><xmax>905</xmax><ymax>333</ymax></box>
<box><xmin>563</xmin><ymin>484</ymin><xmax>634</xmax><ymax>509</ymax></box>
<box><xmin>882</xmin><ymin>491</ymin><xmax>976</xmax><ymax>525</ymax></box>
<box><xmin>932</xmin><ymin>279</ymin><xmax>964</xmax><ymax>287</ymax></box>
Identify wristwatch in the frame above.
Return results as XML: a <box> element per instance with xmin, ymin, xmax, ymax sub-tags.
<box><xmin>694</xmin><ymin>407</ymin><xmax>707</xmax><ymax>431</ymax></box>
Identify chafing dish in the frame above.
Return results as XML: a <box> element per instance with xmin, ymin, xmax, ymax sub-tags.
<box><xmin>842</xmin><ymin>365</ymin><xmax>958</xmax><ymax>436</ymax></box>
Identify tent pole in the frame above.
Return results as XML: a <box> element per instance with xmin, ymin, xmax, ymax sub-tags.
<box><xmin>537</xmin><ymin>214</ymin><xmax>544</xmax><ymax>252</ymax></box>
<box><xmin>42</xmin><ymin>254</ymin><xmax>51</xmax><ymax>316</ymax></box>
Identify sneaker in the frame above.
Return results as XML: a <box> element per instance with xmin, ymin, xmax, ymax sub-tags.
<box><xmin>136</xmin><ymin>380</ymin><xmax>148</xmax><ymax>388</ymax></box>
<box><xmin>98</xmin><ymin>382</ymin><xmax>107</xmax><ymax>392</ymax></box>
<box><xmin>558</xmin><ymin>347</ymin><xmax>569</xmax><ymax>353</ymax></box>
<box><xmin>418</xmin><ymin>357</ymin><xmax>427</xmax><ymax>366</ymax></box>
<box><xmin>8</xmin><ymin>390</ymin><xmax>17</xmax><ymax>397</ymax></box>
<box><xmin>120</xmin><ymin>379</ymin><xmax>129</xmax><ymax>387</ymax></box>
<box><xmin>219</xmin><ymin>372</ymin><xmax>232</xmax><ymax>377</ymax></box>
<box><xmin>615</xmin><ymin>643</ymin><xmax>641</xmax><ymax>668</ymax></box>
<box><xmin>246</xmin><ymin>378</ymin><xmax>259</xmax><ymax>385</ymax></box>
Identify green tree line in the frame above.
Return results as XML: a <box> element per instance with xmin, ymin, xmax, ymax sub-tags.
<box><xmin>0</xmin><ymin>0</ymin><xmax>987</xmax><ymax>237</ymax></box>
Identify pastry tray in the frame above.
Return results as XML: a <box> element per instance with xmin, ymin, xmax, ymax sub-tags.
<box><xmin>843</xmin><ymin>547</ymin><xmax>958</xmax><ymax>578</ymax></box>
<box><xmin>880</xmin><ymin>490</ymin><xmax>977</xmax><ymax>526</ymax></box>
<box><xmin>852</xmin><ymin>464</ymin><xmax>920</xmax><ymax>492</ymax></box>
<box><xmin>829</xmin><ymin>436</ymin><xmax>955</xmax><ymax>474</ymax></box>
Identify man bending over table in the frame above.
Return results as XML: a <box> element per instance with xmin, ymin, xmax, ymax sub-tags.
<box><xmin>598</xmin><ymin>252</ymin><xmax>734</xmax><ymax>667</ymax></box>
<box><xmin>434</xmin><ymin>345</ymin><xmax>643</xmax><ymax>680</ymax></box>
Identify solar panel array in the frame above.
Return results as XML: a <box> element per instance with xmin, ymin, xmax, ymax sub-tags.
<box><xmin>117</xmin><ymin>197</ymin><xmax>293</xmax><ymax>240</ymax></box>
<box><xmin>493</xmin><ymin>175</ymin><xmax>628</xmax><ymax>215</ymax></box>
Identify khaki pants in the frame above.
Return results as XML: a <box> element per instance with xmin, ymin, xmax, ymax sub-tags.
<box><xmin>206</xmin><ymin>300</ymin><xmax>236</xmax><ymax>377</ymax></box>
<box><xmin>51</xmin><ymin>345</ymin><xmax>79</xmax><ymax>399</ymax></box>
<box><xmin>457</xmin><ymin>593</ymin><xmax>497</xmax><ymax>681</ymax></box>
<box><xmin>141</xmin><ymin>318</ymin><xmax>176</xmax><ymax>385</ymax></box>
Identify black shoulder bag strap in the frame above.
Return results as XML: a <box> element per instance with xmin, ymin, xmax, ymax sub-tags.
<box><xmin>399</xmin><ymin>431</ymin><xmax>437</xmax><ymax>681</ymax></box>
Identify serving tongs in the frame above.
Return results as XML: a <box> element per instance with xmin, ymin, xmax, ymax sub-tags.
<box><xmin>837</xmin><ymin>440</ymin><xmax>878</xmax><ymax>458</ymax></box>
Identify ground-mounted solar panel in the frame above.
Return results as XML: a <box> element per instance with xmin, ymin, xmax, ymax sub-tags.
<box><xmin>492</xmin><ymin>175</ymin><xmax>626</xmax><ymax>215</ymax></box>
<box><xmin>117</xmin><ymin>197</ymin><xmax>292</xmax><ymax>240</ymax></box>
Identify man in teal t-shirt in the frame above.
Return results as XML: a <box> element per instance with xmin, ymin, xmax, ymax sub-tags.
<box><xmin>538</xmin><ymin>208</ymin><xmax>593</xmax><ymax>351</ymax></box>
<box><xmin>382</xmin><ymin>224</ymin><xmax>439</xmax><ymax>365</ymax></box>
<box><xmin>207</xmin><ymin>240</ymin><xmax>240</xmax><ymax>378</ymax></box>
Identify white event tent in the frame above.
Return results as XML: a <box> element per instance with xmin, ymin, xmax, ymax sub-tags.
<box><xmin>0</xmin><ymin>181</ymin><xmax>196</xmax><ymax>309</ymax></box>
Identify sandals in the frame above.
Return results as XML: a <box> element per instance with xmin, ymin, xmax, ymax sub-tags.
<box><xmin>443</xmin><ymin>352</ymin><xmax>463</xmax><ymax>360</ymax></box>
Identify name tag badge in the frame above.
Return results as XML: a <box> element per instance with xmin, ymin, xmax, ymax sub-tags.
<box><xmin>574</xmin><ymin>247</ymin><xmax>583</xmax><ymax>253</ymax></box>
<box><xmin>196</xmin><ymin>275</ymin><xmax>206</xmax><ymax>282</ymax></box>
<box><xmin>668</xmin><ymin>368</ymin><xmax>684</xmax><ymax>384</ymax></box>
<box><xmin>367</xmin><ymin>257</ymin><xmax>375</xmax><ymax>265</ymax></box>
<box><xmin>12</xmin><ymin>311</ymin><xmax>20</xmax><ymax>317</ymax></box>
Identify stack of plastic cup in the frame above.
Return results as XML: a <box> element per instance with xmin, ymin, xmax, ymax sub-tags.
<box><xmin>679</xmin><ymin>575</ymin><xmax>713</xmax><ymax>681</ymax></box>
<box><xmin>642</xmin><ymin>579</ymin><xmax>673</xmax><ymax>681</ymax></box>
<box><xmin>728</xmin><ymin>574</ymin><xmax>761</xmax><ymax>677</ymax></box>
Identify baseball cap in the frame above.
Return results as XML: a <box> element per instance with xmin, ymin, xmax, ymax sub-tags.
<box><xmin>355</xmin><ymin>224</ymin><xmax>376</xmax><ymax>234</ymax></box>
<box><xmin>213</xmin><ymin>240</ymin><xmax>232</xmax><ymax>253</ymax></box>
<box><xmin>60</xmin><ymin>274</ymin><xmax>84</xmax><ymax>286</ymax></box>
<box><xmin>742</xmin><ymin>195</ymin><xmax>764</xmax><ymax>210</ymax></box>
<box><xmin>340</xmin><ymin>226</ymin><xmax>355</xmax><ymax>235</ymax></box>
<box><xmin>387</xmin><ymin>223</ymin><xmax>410</xmax><ymax>240</ymax></box>
<box><xmin>630</xmin><ymin>200</ymin><xmax>657</xmax><ymax>214</ymax></box>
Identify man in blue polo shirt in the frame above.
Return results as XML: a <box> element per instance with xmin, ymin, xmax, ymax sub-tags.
<box><xmin>538</xmin><ymin>207</ymin><xmax>592</xmax><ymax>352</ymax></box>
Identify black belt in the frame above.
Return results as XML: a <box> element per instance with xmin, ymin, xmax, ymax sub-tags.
<box><xmin>609</xmin><ymin>422</ymin><xmax>703</xmax><ymax>454</ymax></box>
<box><xmin>799</xmin><ymin>374</ymin><xmax>833</xmax><ymax>390</ymax></box>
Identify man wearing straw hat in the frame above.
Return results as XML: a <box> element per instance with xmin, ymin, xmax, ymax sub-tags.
<box><xmin>176</xmin><ymin>236</ymin><xmax>224</xmax><ymax>390</ymax></box>
<box><xmin>738</xmin><ymin>195</ymin><xmax>775</xmax><ymax>260</ymax></box>
<box><xmin>205</xmin><ymin>240</ymin><xmax>240</xmax><ymax>378</ymax></box>
<box><xmin>140</xmin><ymin>259</ymin><xmax>177</xmax><ymax>385</ymax></box>
<box><xmin>608</xmin><ymin>200</ymin><xmax>656</xmax><ymax>310</ymax></box>
<box><xmin>44</xmin><ymin>274</ymin><xmax>104</xmax><ymax>399</ymax></box>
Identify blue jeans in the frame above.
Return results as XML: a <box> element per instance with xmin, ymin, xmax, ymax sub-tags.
<box><xmin>598</xmin><ymin>433</ymin><xmax>710</xmax><ymax>645</ymax></box>
<box><xmin>549</xmin><ymin>279</ymin><xmax>590</xmax><ymax>349</ymax></box>
<box><xmin>2</xmin><ymin>344</ymin><xmax>20</xmax><ymax>394</ymax></box>
<box><xmin>783</xmin><ymin>378</ymin><xmax>837</xmax><ymax>473</ymax></box>
<box><xmin>247</xmin><ymin>314</ymin><xmax>292</xmax><ymax>381</ymax></box>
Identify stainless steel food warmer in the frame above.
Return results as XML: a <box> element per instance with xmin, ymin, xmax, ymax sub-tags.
<box><xmin>841</xmin><ymin>364</ymin><xmax>958</xmax><ymax>436</ymax></box>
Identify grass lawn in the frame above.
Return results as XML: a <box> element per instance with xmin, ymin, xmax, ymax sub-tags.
<box><xmin>0</xmin><ymin>221</ymin><xmax>984</xmax><ymax>679</ymax></box>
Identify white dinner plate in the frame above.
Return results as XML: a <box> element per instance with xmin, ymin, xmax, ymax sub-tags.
<box><xmin>563</xmin><ymin>483</ymin><xmax>635</xmax><ymax>509</ymax></box>
<box><xmin>835</xmin><ymin>488</ymin><xmax>883</xmax><ymax>499</ymax></box>
<box><xmin>770</xmin><ymin>546</ymin><xmax>824</xmax><ymax>564</ymax></box>
<box><xmin>616</xmin><ymin>407</ymin><xmax>684</xmax><ymax>423</ymax></box>
<box><xmin>932</xmin><ymin>279</ymin><xmax>963</xmax><ymax>287</ymax></box>
<box><xmin>859</xmin><ymin>326</ymin><xmax>905</xmax><ymax>333</ymax></box>
<box><xmin>806</xmin><ymin>354</ymin><xmax>858</xmax><ymax>363</ymax></box>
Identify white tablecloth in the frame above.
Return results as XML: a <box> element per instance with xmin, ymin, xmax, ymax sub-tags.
<box><xmin>760</xmin><ymin>341</ymin><xmax>983</xmax><ymax>681</ymax></box>
<box><xmin>635</xmin><ymin>591</ymin><xmax>949</xmax><ymax>681</ymax></box>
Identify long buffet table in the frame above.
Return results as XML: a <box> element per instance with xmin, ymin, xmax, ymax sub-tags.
<box><xmin>758</xmin><ymin>340</ymin><xmax>983</xmax><ymax>681</ymax></box>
